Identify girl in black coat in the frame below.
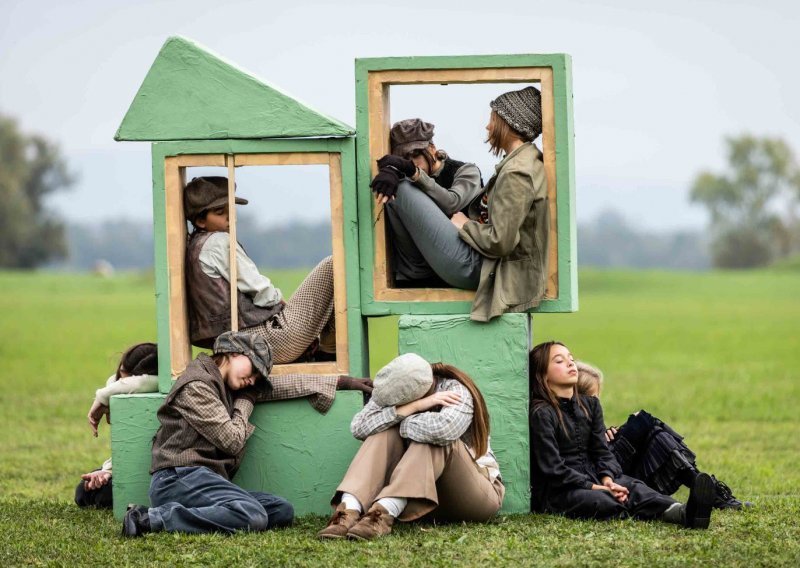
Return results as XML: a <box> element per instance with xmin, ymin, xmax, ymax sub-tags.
<box><xmin>528</xmin><ymin>341</ymin><xmax>715</xmax><ymax>528</ymax></box>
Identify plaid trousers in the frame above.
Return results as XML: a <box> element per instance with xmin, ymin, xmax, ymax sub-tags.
<box><xmin>243</xmin><ymin>256</ymin><xmax>337</xmax><ymax>413</ymax></box>
<box><xmin>243</xmin><ymin>256</ymin><xmax>335</xmax><ymax>365</ymax></box>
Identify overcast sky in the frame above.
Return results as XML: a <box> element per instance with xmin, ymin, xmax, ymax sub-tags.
<box><xmin>1</xmin><ymin>0</ymin><xmax>797</xmax><ymax>231</ymax></box>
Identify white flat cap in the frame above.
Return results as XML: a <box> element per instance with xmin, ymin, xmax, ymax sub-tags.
<box><xmin>372</xmin><ymin>353</ymin><xmax>434</xmax><ymax>407</ymax></box>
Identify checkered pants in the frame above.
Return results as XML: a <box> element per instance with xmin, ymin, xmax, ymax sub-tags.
<box><xmin>243</xmin><ymin>256</ymin><xmax>335</xmax><ymax>365</ymax></box>
<box><xmin>242</xmin><ymin>256</ymin><xmax>337</xmax><ymax>414</ymax></box>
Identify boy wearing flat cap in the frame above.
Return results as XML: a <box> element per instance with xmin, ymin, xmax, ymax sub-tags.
<box><xmin>122</xmin><ymin>331</ymin><xmax>294</xmax><ymax>537</ymax></box>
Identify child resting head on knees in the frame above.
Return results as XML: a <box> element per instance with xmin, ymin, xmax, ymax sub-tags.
<box><xmin>122</xmin><ymin>331</ymin><xmax>294</xmax><ymax>537</ymax></box>
<box><xmin>76</xmin><ymin>342</ymin><xmax>158</xmax><ymax>509</ymax></box>
<box><xmin>183</xmin><ymin>176</ymin><xmax>338</xmax><ymax>365</ymax></box>
<box><xmin>318</xmin><ymin>353</ymin><xmax>504</xmax><ymax>541</ymax></box>
<box><xmin>528</xmin><ymin>341</ymin><xmax>716</xmax><ymax>529</ymax></box>
<box><xmin>575</xmin><ymin>360</ymin><xmax>748</xmax><ymax>510</ymax></box>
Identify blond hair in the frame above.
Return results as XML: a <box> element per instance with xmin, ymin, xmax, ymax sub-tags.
<box><xmin>576</xmin><ymin>361</ymin><xmax>604</xmax><ymax>397</ymax></box>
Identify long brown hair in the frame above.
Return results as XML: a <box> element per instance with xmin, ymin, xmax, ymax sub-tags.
<box><xmin>430</xmin><ymin>362</ymin><xmax>490</xmax><ymax>459</ymax></box>
<box><xmin>528</xmin><ymin>341</ymin><xmax>588</xmax><ymax>434</ymax></box>
<box><xmin>485</xmin><ymin>110</ymin><xmax>524</xmax><ymax>157</ymax></box>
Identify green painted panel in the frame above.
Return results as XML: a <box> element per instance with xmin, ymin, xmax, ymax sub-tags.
<box><xmin>110</xmin><ymin>391</ymin><xmax>365</xmax><ymax>521</ymax></box>
<box><xmin>110</xmin><ymin>393</ymin><xmax>163</xmax><ymax>520</ymax></box>
<box><xmin>116</xmin><ymin>36</ymin><xmax>353</xmax><ymax>141</ymax></box>
<box><xmin>398</xmin><ymin>314</ymin><xmax>530</xmax><ymax>514</ymax></box>
<box><xmin>149</xmin><ymin>137</ymin><xmax>368</xmax><ymax>390</ymax></box>
<box><xmin>233</xmin><ymin>391</ymin><xmax>363</xmax><ymax>516</ymax></box>
<box><xmin>355</xmin><ymin>54</ymin><xmax>577</xmax><ymax>316</ymax></box>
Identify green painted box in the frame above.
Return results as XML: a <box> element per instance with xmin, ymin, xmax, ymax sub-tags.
<box><xmin>355</xmin><ymin>54</ymin><xmax>577</xmax><ymax>317</ymax></box>
<box><xmin>398</xmin><ymin>313</ymin><xmax>531</xmax><ymax>514</ymax></box>
<box><xmin>110</xmin><ymin>391</ymin><xmax>364</xmax><ymax>521</ymax></box>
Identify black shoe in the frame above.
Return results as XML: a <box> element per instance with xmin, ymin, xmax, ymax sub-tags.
<box><xmin>684</xmin><ymin>473</ymin><xmax>715</xmax><ymax>529</ymax></box>
<box><xmin>122</xmin><ymin>504</ymin><xmax>151</xmax><ymax>537</ymax></box>
<box><xmin>711</xmin><ymin>475</ymin><xmax>751</xmax><ymax>510</ymax></box>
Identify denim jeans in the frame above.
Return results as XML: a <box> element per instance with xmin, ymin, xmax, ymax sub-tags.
<box><xmin>148</xmin><ymin>466</ymin><xmax>294</xmax><ymax>534</ymax></box>
<box><xmin>385</xmin><ymin>181</ymin><xmax>482</xmax><ymax>289</ymax></box>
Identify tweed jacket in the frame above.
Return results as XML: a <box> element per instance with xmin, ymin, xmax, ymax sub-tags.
<box><xmin>459</xmin><ymin>143</ymin><xmax>549</xmax><ymax>322</ymax></box>
<box><xmin>150</xmin><ymin>354</ymin><xmax>255</xmax><ymax>479</ymax></box>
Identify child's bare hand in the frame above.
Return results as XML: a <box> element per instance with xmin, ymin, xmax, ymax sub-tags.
<box><xmin>415</xmin><ymin>391</ymin><xmax>461</xmax><ymax>412</ymax></box>
<box><xmin>605</xmin><ymin>427</ymin><xmax>618</xmax><ymax>442</ymax></box>
<box><xmin>450</xmin><ymin>212</ymin><xmax>469</xmax><ymax>229</ymax></box>
<box><xmin>603</xmin><ymin>478</ymin><xmax>629</xmax><ymax>503</ymax></box>
<box><xmin>87</xmin><ymin>401</ymin><xmax>110</xmax><ymax>437</ymax></box>
<box><xmin>81</xmin><ymin>470</ymin><xmax>111</xmax><ymax>491</ymax></box>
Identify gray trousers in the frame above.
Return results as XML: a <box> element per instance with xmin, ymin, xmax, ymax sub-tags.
<box><xmin>148</xmin><ymin>466</ymin><xmax>294</xmax><ymax>534</ymax></box>
<box><xmin>385</xmin><ymin>182</ymin><xmax>482</xmax><ymax>289</ymax></box>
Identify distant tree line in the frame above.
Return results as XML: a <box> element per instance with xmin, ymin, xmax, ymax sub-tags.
<box><xmin>690</xmin><ymin>135</ymin><xmax>800</xmax><ymax>268</ymax></box>
<box><xmin>3</xmin><ymin>109</ymin><xmax>796</xmax><ymax>272</ymax></box>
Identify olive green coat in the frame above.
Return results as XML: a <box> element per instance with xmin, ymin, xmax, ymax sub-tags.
<box><xmin>460</xmin><ymin>143</ymin><xmax>549</xmax><ymax>322</ymax></box>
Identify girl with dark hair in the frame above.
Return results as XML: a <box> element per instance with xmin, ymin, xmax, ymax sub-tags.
<box><xmin>76</xmin><ymin>342</ymin><xmax>159</xmax><ymax>508</ymax></box>
<box><xmin>370</xmin><ymin>87</ymin><xmax>550</xmax><ymax>322</ymax></box>
<box><xmin>528</xmin><ymin>341</ymin><xmax>716</xmax><ymax>529</ymax></box>
<box><xmin>318</xmin><ymin>354</ymin><xmax>503</xmax><ymax>541</ymax></box>
<box><xmin>575</xmin><ymin>361</ymin><xmax>748</xmax><ymax>509</ymax></box>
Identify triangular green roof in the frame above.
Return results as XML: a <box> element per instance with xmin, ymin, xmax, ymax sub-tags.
<box><xmin>115</xmin><ymin>36</ymin><xmax>353</xmax><ymax>141</ymax></box>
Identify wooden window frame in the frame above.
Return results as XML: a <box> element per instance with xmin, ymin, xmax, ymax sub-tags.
<box><xmin>163</xmin><ymin>152</ymin><xmax>350</xmax><ymax>380</ymax></box>
<box><xmin>366</xmin><ymin>67</ymin><xmax>560</xmax><ymax>304</ymax></box>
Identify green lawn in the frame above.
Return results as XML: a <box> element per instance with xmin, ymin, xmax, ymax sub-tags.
<box><xmin>1</xmin><ymin>269</ymin><xmax>798</xmax><ymax>566</ymax></box>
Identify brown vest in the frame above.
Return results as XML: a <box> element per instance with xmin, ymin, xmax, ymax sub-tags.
<box><xmin>150</xmin><ymin>355</ymin><xmax>244</xmax><ymax>479</ymax></box>
<box><xmin>186</xmin><ymin>231</ymin><xmax>284</xmax><ymax>348</ymax></box>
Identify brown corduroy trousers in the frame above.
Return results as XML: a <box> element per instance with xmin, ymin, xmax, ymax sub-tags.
<box><xmin>333</xmin><ymin>427</ymin><xmax>505</xmax><ymax>522</ymax></box>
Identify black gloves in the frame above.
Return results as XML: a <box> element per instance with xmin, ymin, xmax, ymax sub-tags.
<box><xmin>377</xmin><ymin>154</ymin><xmax>417</xmax><ymax>177</ymax></box>
<box><xmin>370</xmin><ymin>166</ymin><xmax>403</xmax><ymax>200</ymax></box>
<box><xmin>371</xmin><ymin>155</ymin><xmax>417</xmax><ymax>200</ymax></box>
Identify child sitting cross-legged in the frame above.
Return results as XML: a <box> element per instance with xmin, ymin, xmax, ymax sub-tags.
<box><xmin>122</xmin><ymin>332</ymin><xmax>294</xmax><ymax>537</ymax></box>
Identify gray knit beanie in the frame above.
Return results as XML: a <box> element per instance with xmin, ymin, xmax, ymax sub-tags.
<box><xmin>490</xmin><ymin>86</ymin><xmax>542</xmax><ymax>141</ymax></box>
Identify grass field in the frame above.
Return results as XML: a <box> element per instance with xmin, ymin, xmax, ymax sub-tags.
<box><xmin>1</xmin><ymin>268</ymin><xmax>798</xmax><ymax>566</ymax></box>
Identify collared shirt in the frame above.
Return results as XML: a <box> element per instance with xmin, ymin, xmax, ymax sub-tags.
<box><xmin>198</xmin><ymin>232</ymin><xmax>282</xmax><ymax>308</ymax></box>
<box><xmin>350</xmin><ymin>377</ymin><xmax>501</xmax><ymax>481</ymax></box>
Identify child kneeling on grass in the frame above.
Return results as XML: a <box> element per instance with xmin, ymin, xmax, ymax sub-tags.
<box><xmin>318</xmin><ymin>354</ymin><xmax>504</xmax><ymax>541</ymax></box>
<box><xmin>122</xmin><ymin>332</ymin><xmax>293</xmax><ymax>537</ymax></box>
<box><xmin>529</xmin><ymin>341</ymin><xmax>715</xmax><ymax>529</ymax></box>
<box><xmin>77</xmin><ymin>342</ymin><xmax>158</xmax><ymax>509</ymax></box>
<box><xmin>575</xmin><ymin>361</ymin><xmax>749</xmax><ymax>510</ymax></box>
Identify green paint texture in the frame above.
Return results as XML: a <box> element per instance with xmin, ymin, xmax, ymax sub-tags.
<box><xmin>354</xmin><ymin>54</ymin><xmax>577</xmax><ymax>316</ymax></box>
<box><xmin>398</xmin><ymin>314</ymin><xmax>530</xmax><ymax>513</ymax></box>
<box><xmin>110</xmin><ymin>391</ymin><xmax>364</xmax><ymax>521</ymax></box>
<box><xmin>148</xmin><ymin>138</ymin><xmax>367</xmax><ymax>392</ymax></box>
<box><xmin>116</xmin><ymin>36</ymin><xmax>353</xmax><ymax>141</ymax></box>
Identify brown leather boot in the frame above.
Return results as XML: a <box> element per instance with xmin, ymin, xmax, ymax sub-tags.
<box><xmin>317</xmin><ymin>503</ymin><xmax>362</xmax><ymax>539</ymax></box>
<box><xmin>346</xmin><ymin>503</ymin><xmax>395</xmax><ymax>541</ymax></box>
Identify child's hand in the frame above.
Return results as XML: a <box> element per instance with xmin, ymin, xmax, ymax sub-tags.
<box><xmin>87</xmin><ymin>400</ymin><xmax>110</xmax><ymax>437</ymax></box>
<box><xmin>450</xmin><ymin>212</ymin><xmax>469</xmax><ymax>230</ymax></box>
<box><xmin>605</xmin><ymin>427</ymin><xmax>618</xmax><ymax>442</ymax></box>
<box><xmin>81</xmin><ymin>470</ymin><xmax>111</xmax><ymax>491</ymax></box>
<box><xmin>602</xmin><ymin>477</ymin><xmax>629</xmax><ymax>503</ymax></box>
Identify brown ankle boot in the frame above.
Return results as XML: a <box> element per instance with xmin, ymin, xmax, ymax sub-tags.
<box><xmin>317</xmin><ymin>503</ymin><xmax>362</xmax><ymax>539</ymax></box>
<box><xmin>346</xmin><ymin>503</ymin><xmax>395</xmax><ymax>541</ymax></box>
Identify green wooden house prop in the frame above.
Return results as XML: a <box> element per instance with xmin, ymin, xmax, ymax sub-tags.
<box><xmin>110</xmin><ymin>36</ymin><xmax>578</xmax><ymax>520</ymax></box>
<box><xmin>111</xmin><ymin>36</ymin><xmax>366</xmax><ymax>520</ymax></box>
